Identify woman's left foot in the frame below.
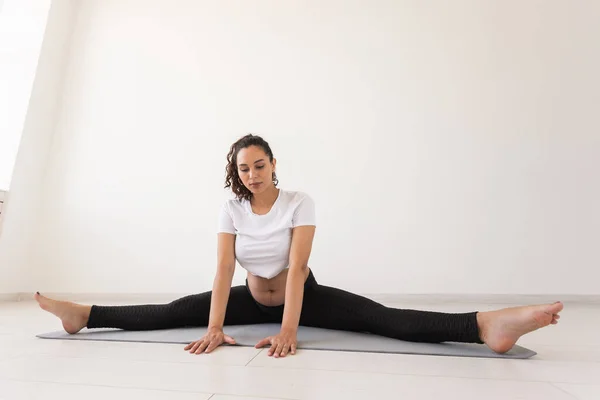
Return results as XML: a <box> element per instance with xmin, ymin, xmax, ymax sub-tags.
<box><xmin>34</xmin><ymin>292</ymin><xmax>91</xmax><ymax>334</ymax></box>
<box><xmin>478</xmin><ymin>301</ymin><xmax>563</xmax><ymax>354</ymax></box>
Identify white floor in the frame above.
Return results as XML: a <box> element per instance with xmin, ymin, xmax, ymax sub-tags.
<box><xmin>1</xmin><ymin>297</ymin><xmax>599</xmax><ymax>400</ymax></box>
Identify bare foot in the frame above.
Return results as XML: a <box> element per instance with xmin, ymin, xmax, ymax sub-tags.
<box><xmin>478</xmin><ymin>301</ymin><xmax>563</xmax><ymax>353</ymax></box>
<box><xmin>34</xmin><ymin>292</ymin><xmax>91</xmax><ymax>334</ymax></box>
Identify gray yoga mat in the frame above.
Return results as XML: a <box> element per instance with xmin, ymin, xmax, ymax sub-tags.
<box><xmin>37</xmin><ymin>323</ymin><xmax>536</xmax><ymax>359</ymax></box>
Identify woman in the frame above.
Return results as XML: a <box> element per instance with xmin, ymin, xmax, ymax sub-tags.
<box><xmin>35</xmin><ymin>134</ymin><xmax>563</xmax><ymax>358</ymax></box>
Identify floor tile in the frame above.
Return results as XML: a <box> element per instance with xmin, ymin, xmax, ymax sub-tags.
<box><xmin>0</xmin><ymin>380</ymin><xmax>212</xmax><ymax>400</ymax></box>
<box><xmin>0</xmin><ymin>354</ymin><xmax>574</xmax><ymax>400</ymax></box>
<box><xmin>248</xmin><ymin>348</ymin><xmax>600</xmax><ymax>384</ymax></box>
<box><xmin>552</xmin><ymin>383</ymin><xmax>600</xmax><ymax>400</ymax></box>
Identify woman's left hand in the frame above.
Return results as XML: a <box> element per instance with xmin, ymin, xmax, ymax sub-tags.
<box><xmin>255</xmin><ymin>330</ymin><xmax>298</xmax><ymax>357</ymax></box>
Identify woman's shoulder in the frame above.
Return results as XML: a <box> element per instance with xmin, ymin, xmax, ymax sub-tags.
<box><xmin>220</xmin><ymin>195</ymin><xmax>245</xmax><ymax>214</ymax></box>
<box><xmin>280</xmin><ymin>189</ymin><xmax>314</xmax><ymax>204</ymax></box>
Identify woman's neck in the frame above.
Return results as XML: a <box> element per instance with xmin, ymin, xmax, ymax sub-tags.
<box><xmin>251</xmin><ymin>186</ymin><xmax>280</xmax><ymax>208</ymax></box>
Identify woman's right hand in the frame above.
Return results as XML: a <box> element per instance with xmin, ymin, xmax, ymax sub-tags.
<box><xmin>184</xmin><ymin>327</ymin><xmax>236</xmax><ymax>354</ymax></box>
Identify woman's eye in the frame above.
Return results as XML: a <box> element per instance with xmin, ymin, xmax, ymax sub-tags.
<box><xmin>239</xmin><ymin>165</ymin><xmax>264</xmax><ymax>172</ymax></box>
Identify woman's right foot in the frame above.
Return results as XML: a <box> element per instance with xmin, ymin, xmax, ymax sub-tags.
<box><xmin>34</xmin><ymin>292</ymin><xmax>91</xmax><ymax>334</ymax></box>
<box><xmin>477</xmin><ymin>301</ymin><xmax>564</xmax><ymax>354</ymax></box>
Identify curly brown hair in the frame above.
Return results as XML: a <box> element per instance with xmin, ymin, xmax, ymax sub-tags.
<box><xmin>224</xmin><ymin>134</ymin><xmax>279</xmax><ymax>201</ymax></box>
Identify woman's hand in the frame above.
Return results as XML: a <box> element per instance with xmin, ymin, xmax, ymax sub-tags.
<box><xmin>184</xmin><ymin>327</ymin><xmax>236</xmax><ymax>354</ymax></box>
<box><xmin>255</xmin><ymin>329</ymin><xmax>298</xmax><ymax>358</ymax></box>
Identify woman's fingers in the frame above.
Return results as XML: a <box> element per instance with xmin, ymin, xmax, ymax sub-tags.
<box><xmin>188</xmin><ymin>340</ymin><xmax>202</xmax><ymax>353</ymax></box>
<box><xmin>224</xmin><ymin>334</ymin><xmax>236</xmax><ymax>345</ymax></box>
<box><xmin>186</xmin><ymin>334</ymin><xmax>297</xmax><ymax>357</ymax></box>
<box><xmin>184</xmin><ymin>341</ymin><xmax>194</xmax><ymax>351</ymax></box>
<box><xmin>273</xmin><ymin>342</ymin><xmax>284</xmax><ymax>358</ymax></box>
<box><xmin>191</xmin><ymin>340</ymin><xmax>203</xmax><ymax>354</ymax></box>
<box><xmin>255</xmin><ymin>337</ymin><xmax>272</xmax><ymax>349</ymax></box>
<box><xmin>188</xmin><ymin>341</ymin><xmax>199</xmax><ymax>353</ymax></box>
<box><xmin>255</xmin><ymin>336</ymin><xmax>298</xmax><ymax>358</ymax></box>
<box><xmin>205</xmin><ymin>339</ymin><xmax>221</xmax><ymax>354</ymax></box>
<box><xmin>199</xmin><ymin>340</ymin><xmax>212</xmax><ymax>354</ymax></box>
<box><xmin>280</xmin><ymin>343</ymin><xmax>289</xmax><ymax>357</ymax></box>
<box><xmin>185</xmin><ymin>331</ymin><xmax>234</xmax><ymax>355</ymax></box>
<box><xmin>195</xmin><ymin>340</ymin><xmax>210</xmax><ymax>354</ymax></box>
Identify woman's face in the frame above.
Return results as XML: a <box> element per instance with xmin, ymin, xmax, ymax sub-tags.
<box><xmin>236</xmin><ymin>145</ymin><xmax>276</xmax><ymax>194</ymax></box>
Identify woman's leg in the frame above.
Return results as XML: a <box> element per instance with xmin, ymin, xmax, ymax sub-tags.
<box><xmin>298</xmin><ymin>271</ymin><xmax>563</xmax><ymax>353</ymax></box>
<box><xmin>36</xmin><ymin>285</ymin><xmax>272</xmax><ymax>332</ymax></box>
<box><xmin>299</xmin><ymin>274</ymin><xmax>482</xmax><ymax>344</ymax></box>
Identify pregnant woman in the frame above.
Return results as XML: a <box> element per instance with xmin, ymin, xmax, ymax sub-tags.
<box><xmin>36</xmin><ymin>134</ymin><xmax>563</xmax><ymax>358</ymax></box>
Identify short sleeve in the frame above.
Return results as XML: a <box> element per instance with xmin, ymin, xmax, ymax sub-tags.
<box><xmin>217</xmin><ymin>202</ymin><xmax>236</xmax><ymax>234</ymax></box>
<box><xmin>292</xmin><ymin>194</ymin><xmax>316</xmax><ymax>227</ymax></box>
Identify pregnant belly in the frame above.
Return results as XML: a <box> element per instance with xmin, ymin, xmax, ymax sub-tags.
<box><xmin>246</xmin><ymin>269</ymin><xmax>289</xmax><ymax>306</ymax></box>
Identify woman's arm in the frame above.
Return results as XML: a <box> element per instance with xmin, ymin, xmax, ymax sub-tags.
<box><xmin>184</xmin><ymin>232</ymin><xmax>237</xmax><ymax>354</ymax></box>
<box><xmin>208</xmin><ymin>232</ymin><xmax>237</xmax><ymax>330</ymax></box>
<box><xmin>281</xmin><ymin>225</ymin><xmax>316</xmax><ymax>333</ymax></box>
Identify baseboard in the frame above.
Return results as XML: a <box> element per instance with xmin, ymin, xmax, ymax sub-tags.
<box><xmin>1</xmin><ymin>292</ymin><xmax>185</xmax><ymax>303</ymax></box>
<box><xmin>2</xmin><ymin>292</ymin><xmax>600</xmax><ymax>305</ymax></box>
<box><xmin>365</xmin><ymin>293</ymin><xmax>600</xmax><ymax>305</ymax></box>
<box><xmin>0</xmin><ymin>293</ymin><xmax>19</xmax><ymax>302</ymax></box>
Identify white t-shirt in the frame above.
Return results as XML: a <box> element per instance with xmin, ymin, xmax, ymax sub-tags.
<box><xmin>217</xmin><ymin>189</ymin><xmax>316</xmax><ymax>279</ymax></box>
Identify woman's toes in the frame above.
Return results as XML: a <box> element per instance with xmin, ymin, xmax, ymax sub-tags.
<box><xmin>548</xmin><ymin>302</ymin><xmax>564</xmax><ymax>314</ymax></box>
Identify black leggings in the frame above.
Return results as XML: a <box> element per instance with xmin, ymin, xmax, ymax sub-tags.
<box><xmin>87</xmin><ymin>270</ymin><xmax>483</xmax><ymax>344</ymax></box>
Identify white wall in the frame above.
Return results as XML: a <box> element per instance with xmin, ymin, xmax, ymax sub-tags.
<box><xmin>13</xmin><ymin>0</ymin><xmax>600</xmax><ymax>295</ymax></box>
<box><xmin>0</xmin><ymin>0</ymin><xmax>77</xmax><ymax>294</ymax></box>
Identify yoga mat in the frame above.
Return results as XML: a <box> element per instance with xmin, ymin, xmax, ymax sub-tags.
<box><xmin>37</xmin><ymin>323</ymin><xmax>536</xmax><ymax>359</ymax></box>
<box><xmin>36</xmin><ymin>324</ymin><xmax>537</xmax><ymax>359</ymax></box>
